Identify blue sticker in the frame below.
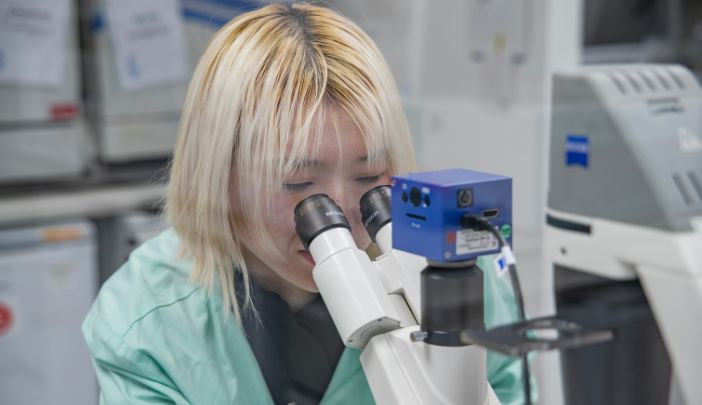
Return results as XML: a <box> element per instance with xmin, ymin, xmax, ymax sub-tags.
<box><xmin>127</xmin><ymin>55</ymin><xmax>140</xmax><ymax>78</ymax></box>
<box><xmin>565</xmin><ymin>134</ymin><xmax>589</xmax><ymax>168</ymax></box>
<box><xmin>494</xmin><ymin>255</ymin><xmax>507</xmax><ymax>278</ymax></box>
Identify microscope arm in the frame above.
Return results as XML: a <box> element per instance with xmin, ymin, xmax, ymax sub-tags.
<box><xmin>310</xmin><ymin>226</ymin><xmax>501</xmax><ymax>404</ymax></box>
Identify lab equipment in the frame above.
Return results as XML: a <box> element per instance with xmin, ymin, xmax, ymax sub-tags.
<box><xmin>0</xmin><ymin>221</ymin><xmax>98</xmax><ymax>405</ymax></box>
<box><xmin>0</xmin><ymin>0</ymin><xmax>89</xmax><ymax>184</ymax></box>
<box><xmin>296</xmin><ymin>168</ymin><xmax>614</xmax><ymax>404</ymax></box>
<box><xmin>546</xmin><ymin>64</ymin><xmax>702</xmax><ymax>405</ymax></box>
<box><xmin>82</xmin><ymin>0</ymin><xmax>258</xmax><ymax>163</ymax></box>
<box><xmin>294</xmin><ymin>169</ymin><xmax>508</xmax><ymax>404</ymax></box>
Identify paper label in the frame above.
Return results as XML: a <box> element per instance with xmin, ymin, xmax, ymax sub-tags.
<box><xmin>456</xmin><ymin>229</ymin><xmax>498</xmax><ymax>255</ymax></box>
<box><xmin>493</xmin><ymin>254</ymin><xmax>508</xmax><ymax>278</ymax></box>
<box><xmin>106</xmin><ymin>0</ymin><xmax>188</xmax><ymax>91</ymax></box>
<box><xmin>0</xmin><ymin>0</ymin><xmax>71</xmax><ymax>87</ymax></box>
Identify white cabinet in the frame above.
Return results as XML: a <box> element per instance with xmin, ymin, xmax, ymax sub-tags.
<box><xmin>0</xmin><ymin>221</ymin><xmax>98</xmax><ymax>405</ymax></box>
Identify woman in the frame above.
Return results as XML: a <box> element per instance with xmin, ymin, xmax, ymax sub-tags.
<box><xmin>83</xmin><ymin>3</ymin><xmax>528</xmax><ymax>404</ymax></box>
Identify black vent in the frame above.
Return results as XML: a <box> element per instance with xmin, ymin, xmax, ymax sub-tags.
<box><xmin>688</xmin><ymin>171</ymin><xmax>702</xmax><ymax>203</ymax></box>
<box><xmin>609</xmin><ymin>73</ymin><xmax>628</xmax><ymax>95</ymax></box>
<box><xmin>666</xmin><ymin>68</ymin><xmax>686</xmax><ymax>90</ymax></box>
<box><xmin>636</xmin><ymin>71</ymin><xmax>657</xmax><ymax>92</ymax></box>
<box><xmin>673</xmin><ymin>173</ymin><xmax>693</xmax><ymax>206</ymax></box>
<box><xmin>624</xmin><ymin>72</ymin><xmax>643</xmax><ymax>93</ymax></box>
<box><xmin>652</xmin><ymin>69</ymin><xmax>672</xmax><ymax>91</ymax></box>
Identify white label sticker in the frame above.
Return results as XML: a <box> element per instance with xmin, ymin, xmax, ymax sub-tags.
<box><xmin>493</xmin><ymin>254</ymin><xmax>508</xmax><ymax>278</ymax></box>
<box><xmin>456</xmin><ymin>229</ymin><xmax>498</xmax><ymax>255</ymax></box>
<box><xmin>0</xmin><ymin>0</ymin><xmax>71</xmax><ymax>87</ymax></box>
<box><xmin>107</xmin><ymin>0</ymin><xmax>188</xmax><ymax>91</ymax></box>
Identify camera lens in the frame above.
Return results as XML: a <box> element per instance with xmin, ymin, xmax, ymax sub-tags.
<box><xmin>294</xmin><ymin>194</ymin><xmax>350</xmax><ymax>249</ymax></box>
<box><xmin>359</xmin><ymin>185</ymin><xmax>392</xmax><ymax>242</ymax></box>
<box><xmin>409</xmin><ymin>187</ymin><xmax>422</xmax><ymax>207</ymax></box>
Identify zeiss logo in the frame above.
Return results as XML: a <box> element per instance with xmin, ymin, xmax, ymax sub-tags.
<box><xmin>325</xmin><ymin>211</ymin><xmax>345</xmax><ymax>217</ymax></box>
<box><xmin>565</xmin><ymin>135</ymin><xmax>589</xmax><ymax>168</ymax></box>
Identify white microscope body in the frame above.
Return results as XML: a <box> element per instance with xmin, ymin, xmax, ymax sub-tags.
<box><xmin>309</xmin><ymin>226</ymin><xmax>501</xmax><ymax>405</ymax></box>
<box><xmin>296</xmin><ymin>190</ymin><xmax>502</xmax><ymax>405</ymax></box>
<box><xmin>546</xmin><ymin>64</ymin><xmax>702</xmax><ymax>404</ymax></box>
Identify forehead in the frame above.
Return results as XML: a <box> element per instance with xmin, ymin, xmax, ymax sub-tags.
<box><xmin>287</xmin><ymin>108</ymin><xmax>373</xmax><ymax>168</ymax></box>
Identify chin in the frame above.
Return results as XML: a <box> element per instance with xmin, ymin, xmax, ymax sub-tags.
<box><xmin>300</xmin><ymin>277</ymin><xmax>319</xmax><ymax>293</ymax></box>
<box><xmin>287</xmin><ymin>264</ymin><xmax>319</xmax><ymax>293</ymax></box>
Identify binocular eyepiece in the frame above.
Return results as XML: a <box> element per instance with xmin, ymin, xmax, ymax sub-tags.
<box><xmin>294</xmin><ymin>194</ymin><xmax>350</xmax><ymax>250</ymax></box>
<box><xmin>294</xmin><ymin>186</ymin><xmax>392</xmax><ymax>249</ymax></box>
<box><xmin>359</xmin><ymin>186</ymin><xmax>392</xmax><ymax>243</ymax></box>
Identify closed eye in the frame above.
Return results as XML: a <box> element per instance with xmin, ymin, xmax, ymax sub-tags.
<box><xmin>356</xmin><ymin>174</ymin><xmax>383</xmax><ymax>184</ymax></box>
<box><xmin>283</xmin><ymin>182</ymin><xmax>313</xmax><ymax>191</ymax></box>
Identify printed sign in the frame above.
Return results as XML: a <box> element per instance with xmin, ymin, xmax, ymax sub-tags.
<box><xmin>107</xmin><ymin>0</ymin><xmax>188</xmax><ymax>91</ymax></box>
<box><xmin>0</xmin><ymin>0</ymin><xmax>71</xmax><ymax>87</ymax></box>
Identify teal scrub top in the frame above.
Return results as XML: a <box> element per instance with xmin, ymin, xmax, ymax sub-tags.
<box><xmin>82</xmin><ymin>229</ymin><xmax>530</xmax><ymax>404</ymax></box>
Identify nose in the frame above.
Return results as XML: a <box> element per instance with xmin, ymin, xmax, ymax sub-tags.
<box><xmin>326</xmin><ymin>183</ymin><xmax>369</xmax><ymax>247</ymax></box>
<box><xmin>326</xmin><ymin>182</ymin><xmax>355</xmax><ymax>220</ymax></box>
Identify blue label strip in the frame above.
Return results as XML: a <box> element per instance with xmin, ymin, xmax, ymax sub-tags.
<box><xmin>565</xmin><ymin>134</ymin><xmax>590</xmax><ymax>168</ymax></box>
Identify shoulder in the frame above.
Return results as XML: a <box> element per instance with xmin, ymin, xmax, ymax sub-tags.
<box><xmin>84</xmin><ymin>228</ymin><xmax>205</xmax><ymax>339</ymax></box>
<box><xmin>81</xmin><ymin>229</ymin><xmax>271</xmax><ymax>403</ymax></box>
<box><xmin>81</xmin><ymin>228</ymin><xmax>241</xmax><ymax>368</ymax></box>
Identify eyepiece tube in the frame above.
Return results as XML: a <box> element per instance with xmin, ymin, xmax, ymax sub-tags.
<box><xmin>293</xmin><ymin>193</ymin><xmax>401</xmax><ymax>349</ymax></box>
<box><xmin>360</xmin><ymin>185</ymin><xmax>392</xmax><ymax>251</ymax></box>
<box><xmin>294</xmin><ymin>194</ymin><xmax>351</xmax><ymax>250</ymax></box>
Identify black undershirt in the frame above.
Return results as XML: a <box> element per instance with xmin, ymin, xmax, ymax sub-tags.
<box><xmin>236</xmin><ymin>275</ymin><xmax>344</xmax><ymax>405</ymax></box>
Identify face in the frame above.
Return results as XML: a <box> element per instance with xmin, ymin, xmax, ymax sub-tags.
<box><xmin>233</xmin><ymin>109</ymin><xmax>391</xmax><ymax>294</ymax></box>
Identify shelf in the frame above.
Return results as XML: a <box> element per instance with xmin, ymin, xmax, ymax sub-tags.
<box><xmin>0</xmin><ymin>183</ymin><xmax>167</xmax><ymax>227</ymax></box>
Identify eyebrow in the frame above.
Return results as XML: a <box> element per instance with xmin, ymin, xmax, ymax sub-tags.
<box><xmin>294</xmin><ymin>155</ymin><xmax>371</xmax><ymax>169</ymax></box>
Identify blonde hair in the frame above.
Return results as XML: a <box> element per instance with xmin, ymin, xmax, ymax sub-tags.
<box><xmin>166</xmin><ymin>2</ymin><xmax>415</xmax><ymax>320</ymax></box>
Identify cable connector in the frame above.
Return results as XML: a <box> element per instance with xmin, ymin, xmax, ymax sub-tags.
<box><xmin>460</xmin><ymin>215</ymin><xmax>494</xmax><ymax>232</ymax></box>
<box><xmin>501</xmin><ymin>245</ymin><xmax>516</xmax><ymax>266</ymax></box>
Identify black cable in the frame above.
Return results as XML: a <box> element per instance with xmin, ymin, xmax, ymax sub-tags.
<box><xmin>508</xmin><ymin>263</ymin><xmax>527</xmax><ymax>321</ymax></box>
<box><xmin>507</xmin><ymin>263</ymin><xmax>532</xmax><ymax>405</ymax></box>
<box><xmin>461</xmin><ymin>215</ymin><xmax>533</xmax><ymax>405</ymax></box>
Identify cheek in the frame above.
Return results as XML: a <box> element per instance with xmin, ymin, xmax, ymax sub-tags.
<box><xmin>268</xmin><ymin>198</ymin><xmax>297</xmax><ymax>236</ymax></box>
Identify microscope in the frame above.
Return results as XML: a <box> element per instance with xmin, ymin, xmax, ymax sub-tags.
<box><xmin>295</xmin><ymin>168</ymin><xmax>609</xmax><ymax>404</ymax></box>
<box><xmin>546</xmin><ymin>64</ymin><xmax>702</xmax><ymax>405</ymax></box>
